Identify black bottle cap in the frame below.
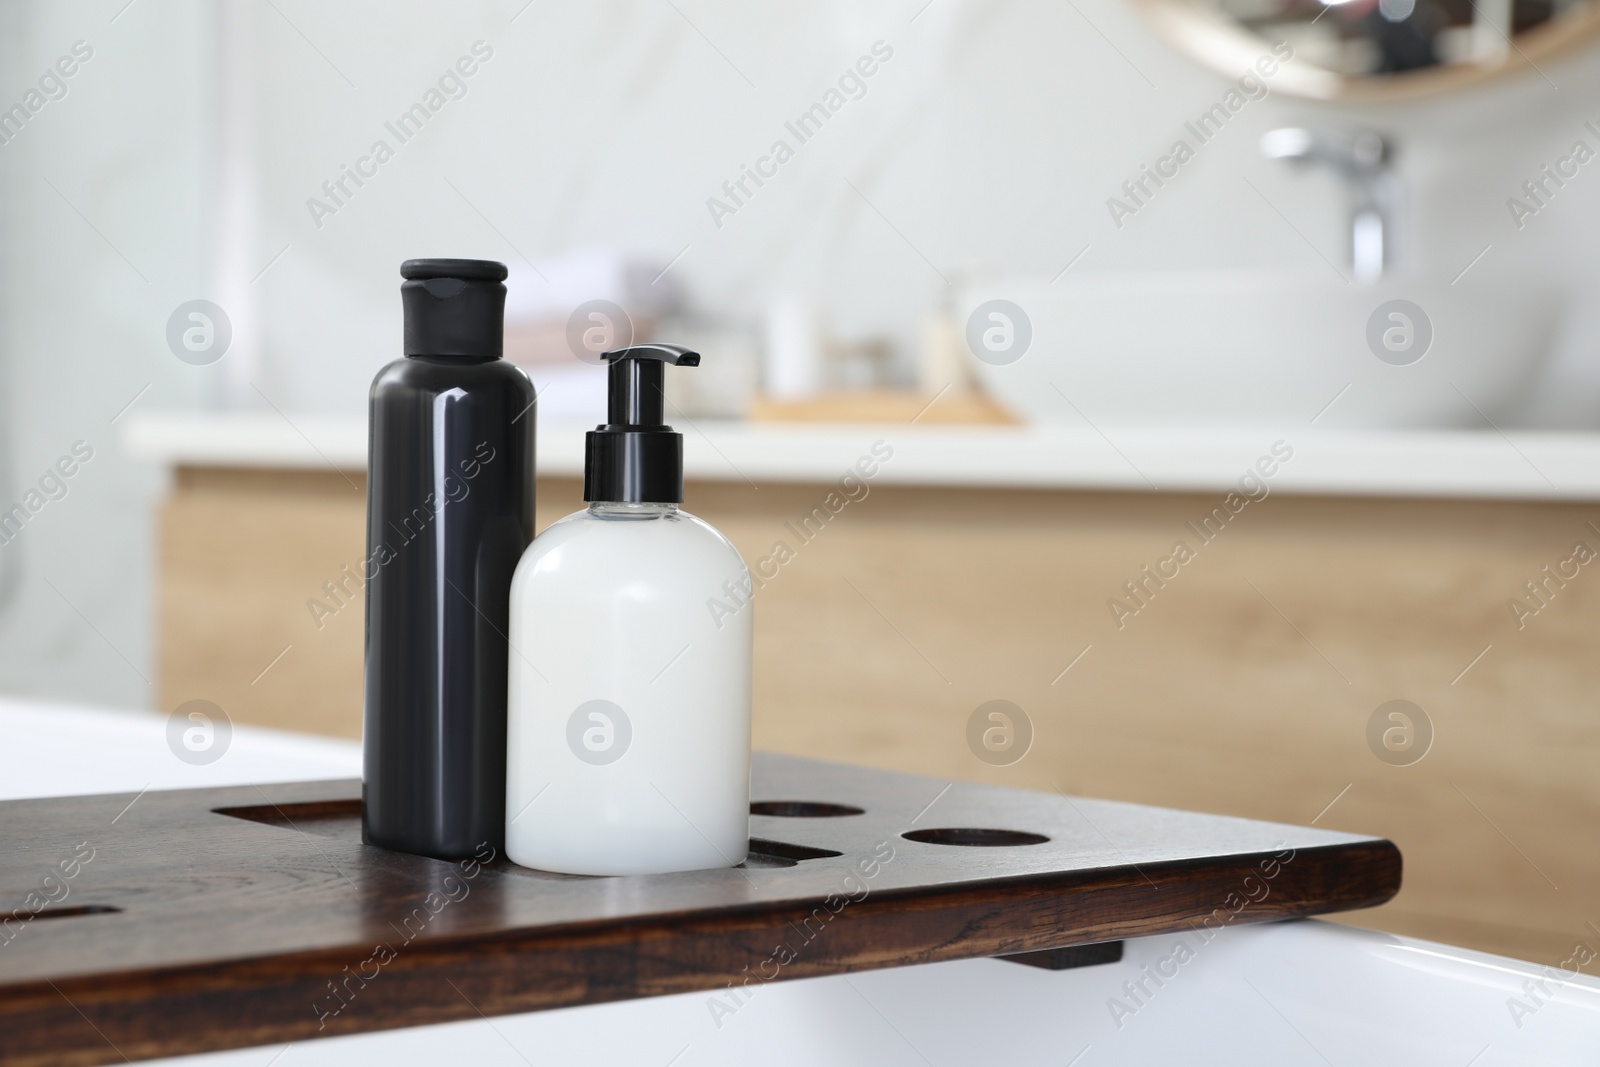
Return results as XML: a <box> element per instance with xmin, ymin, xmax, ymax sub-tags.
<box><xmin>584</xmin><ymin>344</ymin><xmax>701</xmax><ymax>504</ymax></box>
<box><xmin>400</xmin><ymin>258</ymin><xmax>508</xmax><ymax>358</ymax></box>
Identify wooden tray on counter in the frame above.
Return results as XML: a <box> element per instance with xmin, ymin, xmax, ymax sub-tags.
<box><xmin>0</xmin><ymin>753</ymin><xmax>1400</xmax><ymax>1066</ymax></box>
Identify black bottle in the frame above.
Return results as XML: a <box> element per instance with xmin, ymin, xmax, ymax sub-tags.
<box><xmin>363</xmin><ymin>258</ymin><xmax>535</xmax><ymax>860</ymax></box>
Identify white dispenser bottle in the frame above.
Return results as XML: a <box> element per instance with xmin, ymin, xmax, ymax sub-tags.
<box><xmin>505</xmin><ymin>344</ymin><xmax>752</xmax><ymax>875</ymax></box>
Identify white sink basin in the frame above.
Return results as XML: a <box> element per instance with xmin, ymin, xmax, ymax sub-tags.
<box><xmin>959</xmin><ymin>273</ymin><xmax>1558</xmax><ymax>429</ymax></box>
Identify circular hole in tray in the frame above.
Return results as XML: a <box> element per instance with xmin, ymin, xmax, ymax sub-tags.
<box><xmin>750</xmin><ymin>800</ymin><xmax>865</xmax><ymax>818</ymax></box>
<box><xmin>902</xmin><ymin>827</ymin><xmax>1050</xmax><ymax>847</ymax></box>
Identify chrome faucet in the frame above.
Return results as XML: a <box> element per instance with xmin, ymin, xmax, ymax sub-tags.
<box><xmin>1261</xmin><ymin>128</ymin><xmax>1397</xmax><ymax>283</ymax></box>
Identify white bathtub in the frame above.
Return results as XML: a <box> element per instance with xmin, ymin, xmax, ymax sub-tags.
<box><xmin>146</xmin><ymin>919</ymin><xmax>1599</xmax><ymax>1066</ymax></box>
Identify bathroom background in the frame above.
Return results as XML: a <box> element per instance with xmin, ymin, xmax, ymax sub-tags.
<box><xmin>2</xmin><ymin>0</ymin><xmax>1597</xmax><ymax>967</ymax></box>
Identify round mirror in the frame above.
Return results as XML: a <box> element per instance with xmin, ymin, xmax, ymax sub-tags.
<box><xmin>1128</xmin><ymin>0</ymin><xmax>1600</xmax><ymax>98</ymax></box>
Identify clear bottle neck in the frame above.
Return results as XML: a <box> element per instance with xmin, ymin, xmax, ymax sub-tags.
<box><xmin>587</xmin><ymin>501</ymin><xmax>679</xmax><ymax>520</ymax></box>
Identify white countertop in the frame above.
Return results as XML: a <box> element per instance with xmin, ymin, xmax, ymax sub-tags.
<box><xmin>121</xmin><ymin>411</ymin><xmax>1600</xmax><ymax>502</ymax></box>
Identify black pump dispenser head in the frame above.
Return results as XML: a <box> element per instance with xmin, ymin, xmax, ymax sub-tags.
<box><xmin>584</xmin><ymin>344</ymin><xmax>701</xmax><ymax>504</ymax></box>
<box><xmin>400</xmin><ymin>258</ymin><xmax>508</xmax><ymax>359</ymax></box>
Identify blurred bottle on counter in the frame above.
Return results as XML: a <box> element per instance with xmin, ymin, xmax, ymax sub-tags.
<box><xmin>919</xmin><ymin>289</ymin><xmax>976</xmax><ymax>396</ymax></box>
<box><xmin>762</xmin><ymin>294</ymin><xmax>826</xmax><ymax>400</ymax></box>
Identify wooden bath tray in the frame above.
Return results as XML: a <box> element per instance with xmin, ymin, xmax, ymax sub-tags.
<box><xmin>0</xmin><ymin>754</ymin><xmax>1400</xmax><ymax>1066</ymax></box>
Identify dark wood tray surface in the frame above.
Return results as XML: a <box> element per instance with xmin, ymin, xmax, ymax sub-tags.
<box><xmin>0</xmin><ymin>753</ymin><xmax>1400</xmax><ymax>1066</ymax></box>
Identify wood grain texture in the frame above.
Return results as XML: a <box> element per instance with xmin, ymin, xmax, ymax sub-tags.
<box><xmin>158</xmin><ymin>467</ymin><xmax>369</xmax><ymax>738</ymax></box>
<box><xmin>155</xmin><ymin>466</ymin><xmax>1593</xmax><ymax>966</ymax></box>
<box><xmin>0</xmin><ymin>755</ymin><xmax>1398</xmax><ymax>1066</ymax></box>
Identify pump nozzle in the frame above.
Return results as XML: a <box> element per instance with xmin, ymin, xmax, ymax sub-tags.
<box><xmin>599</xmin><ymin>344</ymin><xmax>701</xmax><ymax>431</ymax></box>
<box><xmin>601</xmin><ymin>343</ymin><xmax>701</xmax><ymax>367</ymax></box>
<box><xmin>585</xmin><ymin>343</ymin><xmax>703</xmax><ymax>504</ymax></box>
